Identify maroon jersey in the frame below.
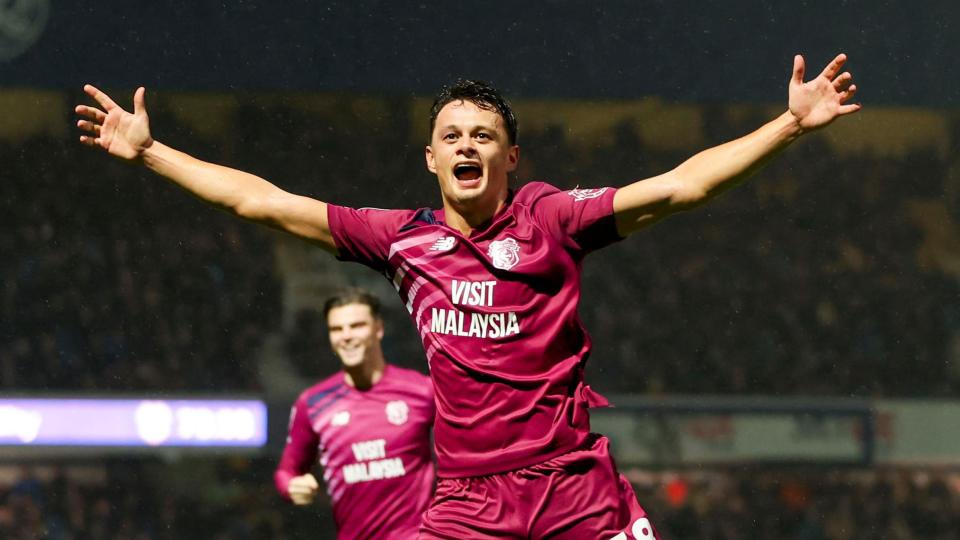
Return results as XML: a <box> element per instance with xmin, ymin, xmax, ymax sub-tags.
<box><xmin>328</xmin><ymin>182</ymin><xmax>621</xmax><ymax>477</ymax></box>
<box><xmin>274</xmin><ymin>365</ymin><xmax>435</xmax><ymax>540</ymax></box>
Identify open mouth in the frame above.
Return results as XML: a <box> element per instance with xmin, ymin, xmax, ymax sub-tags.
<box><xmin>454</xmin><ymin>163</ymin><xmax>483</xmax><ymax>182</ymax></box>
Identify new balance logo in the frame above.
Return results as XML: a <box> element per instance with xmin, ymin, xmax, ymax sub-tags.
<box><xmin>430</xmin><ymin>236</ymin><xmax>457</xmax><ymax>252</ymax></box>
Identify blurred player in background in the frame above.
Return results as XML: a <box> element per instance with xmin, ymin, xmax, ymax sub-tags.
<box><xmin>274</xmin><ymin>289</ymin><xmax>434</xmax><ymax>539</ymax></box>
<box><xmin>77</xmin><ymin>52</ymin><xmax>859</xmax><ymax>539</ymax></box>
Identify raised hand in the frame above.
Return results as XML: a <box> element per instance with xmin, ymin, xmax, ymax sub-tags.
<box><xmin>788</xmin><ymin>53</ymin><xmax>861</xmax><ymax>132</ymax></box>
<box><xmin>75</xmin><ymin>85</ymin><xmax>154</xmax><ymax>160</ymax></box>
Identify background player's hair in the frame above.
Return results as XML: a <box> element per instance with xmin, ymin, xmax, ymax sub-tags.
<box><xmin>429</xmin><ymin>79</ymin><xmax>518</xmax><ymax>145</ymax></box>
<box><xmin>323</xmin><ymin>288</ymin><xmax>382</xmax><ymax>320</ymax></box>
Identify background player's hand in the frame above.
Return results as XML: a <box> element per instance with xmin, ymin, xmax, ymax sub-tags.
<box><xmin>75</xmin><ymin>85</ymin><xmax>154</xmax><ymax>161</ymax></box>
<box><xmin>287</xmin><ymin>473</ymin><xmax>320</xmax><ymax>505</ymax></box>
<box><xmin>788</xmin><ymin>53</ymin><xmax>860</xmax><ymax>133</ymax></box>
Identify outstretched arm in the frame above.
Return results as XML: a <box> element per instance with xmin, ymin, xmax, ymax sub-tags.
<box><xmin>75</xmin><ymin>85</ymin><xmax>337</xmax><ymax>253</ymax></box>
<box><xmin>613</xmin><ymin>53</ymin><xmax>860</xmax><ymax>237</ymax></box>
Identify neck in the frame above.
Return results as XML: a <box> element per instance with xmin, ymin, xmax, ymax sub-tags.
<box><xmin>443</xmin><ymin>192</ymin><xmax>508</xmax><ymax>236</ymax></box>
<box><xmin>343</xmin><ymin>355</ymin><xmax>386</xmax><ymax>390</ymax></box>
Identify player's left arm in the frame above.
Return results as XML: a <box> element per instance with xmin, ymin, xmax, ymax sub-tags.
<box><xmin>613</xmin><ymin>53</ymin><xmax>860</xmax><ymax>237</ymax></box>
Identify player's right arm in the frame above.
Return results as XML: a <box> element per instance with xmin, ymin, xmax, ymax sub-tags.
<box><xmin>274</xmin><ymin>397</ymin><xmax>322</xmax><ymax>504</ymax></box>
<box><xmin>75</xmin><ymin>84</ymin><xmax>337</xmax><ymax>254</ymax></box>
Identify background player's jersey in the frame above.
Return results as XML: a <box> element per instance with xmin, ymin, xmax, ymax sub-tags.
<box><xmin>274</xmin><ymin>365</ymin><xmax>434</xmax><ymax>540</ymax></box>
<box><xmin>328</xmin><ymin>182</ymin><xmax>622</xmax><ymax>477</ymax></box>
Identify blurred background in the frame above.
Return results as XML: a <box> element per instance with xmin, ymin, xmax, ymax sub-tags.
<box><xmin>2</xmin><ymin>0</ymin><xmax>959</xmax><ymax>538</ymax></box>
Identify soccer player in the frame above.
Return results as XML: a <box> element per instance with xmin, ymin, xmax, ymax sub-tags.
<box><xmin>274</xmin><ymin>289</ymin><xmax>435</xmax><ymax>539</ymax></box>
<box><xmin>76</xmin><ymin>53</ymin><xmax>859</xmax><ymax>538</ymax></box>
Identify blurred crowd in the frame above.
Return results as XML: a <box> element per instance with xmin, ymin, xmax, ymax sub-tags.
<box><xmin>582</xmin><ymin>131</ymin><xmax>960</xmax><ymax>397</ymax></box>
<box><xmin>631</xmin><ymin>467</ymin><xmax>960</xmax><ymax>540</ymax></box>
<box><xmin>0</xmin><ymin>460</ymin><xmax>324</xmax><ymax>540</ymax></box>
<box><xmin>1</xmin><ymin>116</ymin><xmax>281</xmax><ymax>392</ymax></box>
<box><xmin>2</xmin><ymin>461</ymin><xmax>958</xmax><ymax>540</ymax></box>
<box><xmin>2</xmin><ymin>93</ymin><xmax>958</xmax><ymax>397</ymax></box>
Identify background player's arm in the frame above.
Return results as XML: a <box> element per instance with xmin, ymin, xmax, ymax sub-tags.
<box><xmin>75</xmin><ymin>85</ymin><xmax>337</xmax><ymax>253</ymax></box>
<box><xmin>613</xmin><ymin>53</ymin><xmax>860</xmax><ymax>237</ymax></box>
<box><xmin>274</xmin><ymin>399</ymin><xmax>322</xmax><ymax>504</ymax></box>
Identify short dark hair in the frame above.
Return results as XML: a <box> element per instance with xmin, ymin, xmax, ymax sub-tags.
<box><xmin>429</xmin><ymin>79</ymin><xmax>518</xmax><ymax>145</ymax></box>
<box><xmin>323</xmin><ymin>288</ymin><xmax>381</xmax><ymax>320</ymax></box>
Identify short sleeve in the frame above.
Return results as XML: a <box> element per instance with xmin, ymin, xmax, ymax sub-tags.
<box><xmin>327</xmin><ymin>205</ymin><xmax>415</xmax><ymax>272</ymax></box>
<box><xmin>530</xmin><ymin>185</ymin><xmax>623</xmax><ymax>256</ymax></box>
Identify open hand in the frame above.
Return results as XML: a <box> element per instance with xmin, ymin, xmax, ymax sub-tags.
<box><xmin>788</xmin><ymin>53</ymin><xmax>861</xmax><ymax>132</ymax></box>
<box><xmin>75</xmin><ymin>85</ymin><xmax>154</xmax><ymax>160</ymax></box>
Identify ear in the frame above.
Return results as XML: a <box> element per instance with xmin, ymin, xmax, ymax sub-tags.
<box><xmin>425</xmin><ymin>145</ymin><xmax>437</xmax><ymax>174</ymax></box>
<box><xmin>505</xmin><ymin>145</ymin><xmax>520</xmax><ymax>173</ymax></box>
<box><xmin>375</xmin><ymin>319</ymin><xmax>385</xmax><ymax>340</ymax></box>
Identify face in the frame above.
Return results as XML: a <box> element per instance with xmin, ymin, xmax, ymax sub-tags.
<box><xmin>426</xmin><ymin>100</ymin><xmax>519</xmax><ymax>216</ymax></box>
<box><xmin>326</xmin><ymin>303</ymin><xmax>384</xmax><ymax>369</ymax></box>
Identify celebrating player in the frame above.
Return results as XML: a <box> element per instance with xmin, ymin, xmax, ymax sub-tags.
<box><xmin>77</xmin><ymin>53</ymin><xmax>859</xmax><ymax>538</ymax></box>
<box><xmin>274</xmin><ymin>290</ymin><xmax>434</xmax><ymax>539</ymax></box>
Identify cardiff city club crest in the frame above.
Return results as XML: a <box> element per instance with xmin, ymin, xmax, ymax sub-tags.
<box><xmin>487</xmin><ymin>237</ymin><xmax>520</xmax><ymax>270</ymax></box>
<box><xmin>385</xmin><ymin>400</ymin><xmax>409</xmax><ymax>426</ymax></box>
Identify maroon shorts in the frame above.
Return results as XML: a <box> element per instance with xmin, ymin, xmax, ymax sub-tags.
<box><xmin>418</xmin><ymin>434</ymin><xmax>659</xmax><ymax>539</ymax></box>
